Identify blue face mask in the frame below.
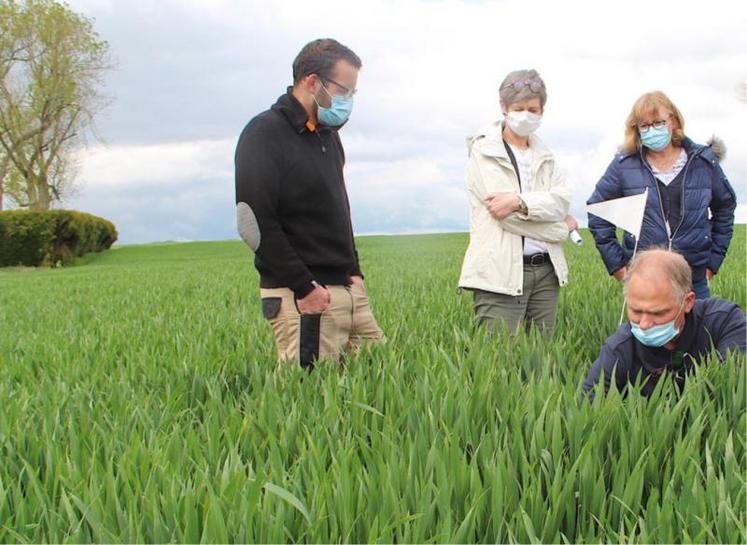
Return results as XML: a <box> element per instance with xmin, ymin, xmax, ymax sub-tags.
<box><xmin>630</xmin><ymin>301</ymin><xmax>685</xmax><ymax>347</ymax></box>
<box><xmin>640</xmin><ymin>125</ymin><xmax>671</xmax><ymax>151</ymax></box>
<box><xmin>315</xmin><ymin>84</ymin><xmax>354</xmax><ymax>127</ymax></box>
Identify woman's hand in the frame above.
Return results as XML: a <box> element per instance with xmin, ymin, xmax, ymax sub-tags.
<box><xmin>564</xmin><ymin>214</ymin><xmax>579</xmax><ymax>232</ymax></box>
<box><xmin>485</xmin><ymin>192</ymin><xmax>522</xmax><ymax>220</ymax></box>
<box><xmin>612</xmin><ymin>267</ymin><xmax>627</xmax><ymax>282</ymax></box>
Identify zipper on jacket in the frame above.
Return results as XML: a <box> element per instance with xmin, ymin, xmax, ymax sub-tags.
<box><xmin>641</xmin><ymin>148</ymin><xmax>695</xmax><ymax>249</ymax></box>
<box><xmin>315</xmin><ymin>131</ymin><xmax>327</xmax><ymax>153</ymax></box>
<box><xmin>644</xmin><ymin>159</ymin><xmax>672</xmax><ymax>248</ymax></box>
<box><xmin>670</xmin><ymin>152</ymin><xmax>696</xmax><ymax>241</ymax></box>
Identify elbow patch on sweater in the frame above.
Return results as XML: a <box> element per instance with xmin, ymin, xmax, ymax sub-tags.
<box><xmin>237</xmin><ymin>202</ymin><xmax>260</xmax><ymax>251</ymax></box>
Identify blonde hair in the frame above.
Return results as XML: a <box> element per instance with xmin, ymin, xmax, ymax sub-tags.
<box><xmin>621</xmin><ymin>91</ymin><xmax>686</xmax><ymax>153</ymax></box>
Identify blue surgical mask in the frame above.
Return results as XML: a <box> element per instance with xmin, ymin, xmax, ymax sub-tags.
<box><xmin>315</xmin><ymin>84</ymin><xmax>354</xmax><ymax>127</ymax></box>
<box><xmin>640</xmin><ymin>125</ymin><xmax>671</xmax><ymax>151</ymax></box>
<box><xmin>630</xmin><ymin>301</ymin><xmax>685</xmax><ymax>347</ymax></box>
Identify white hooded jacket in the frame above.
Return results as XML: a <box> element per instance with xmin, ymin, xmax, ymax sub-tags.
<box><xmin>458</xmin><ymin>121</ymin><xmax>570</xmax><ymax>296</ymax></box>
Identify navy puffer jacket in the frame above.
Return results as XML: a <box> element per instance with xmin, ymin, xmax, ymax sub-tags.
<box><xmin>587</xmin><ymin>137</ymin><xmax>736</xmax><ymax>275</ymax></box>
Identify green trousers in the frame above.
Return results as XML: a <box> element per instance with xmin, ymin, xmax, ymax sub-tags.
<box><xmin>473</xmin><ymin>261</ymin><xmax>560</xmax><ymax>337</ymax></box>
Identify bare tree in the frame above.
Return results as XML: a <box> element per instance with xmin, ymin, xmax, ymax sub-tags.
<box><xmin>0</xmin><ymin>0</ymin><xmax>112</xmax><ymax>210</ymax></box>
<box><xmin>0</xmin><ymin>153</ymin><xmax>9</xmax><ymax>210</ymax></box>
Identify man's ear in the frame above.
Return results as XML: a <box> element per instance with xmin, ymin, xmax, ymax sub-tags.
<box><xmin>683</xmin><ymin>291</ymin><xmax>696</xmax><ymax>313</ymax></box>
<box><xmin>298</xmin><ymin>73</ymin><xmax>317</xmax><ymax>93</ymax></box>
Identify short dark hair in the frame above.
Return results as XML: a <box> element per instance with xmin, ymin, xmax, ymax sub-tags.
<box><xmin>292</xmin><ymin>38</ymin><xmax>361</xmax><ymax>85</ymax></box>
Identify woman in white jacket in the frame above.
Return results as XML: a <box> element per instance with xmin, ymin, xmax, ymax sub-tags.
<box><xmin>458</xmin><ymin>69</ymin><xmax>577</xmax><ymax>337</ymax></box>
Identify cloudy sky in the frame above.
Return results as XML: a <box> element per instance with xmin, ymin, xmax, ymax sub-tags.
<box><xmin>62</xmin><ymin>0</ymin><xmax>746</xmax><ymax>244</ymax></box>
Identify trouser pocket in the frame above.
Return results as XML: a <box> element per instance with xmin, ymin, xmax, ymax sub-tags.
<box><xmin>261</xmin><ymin>297</ymin><xmax>282</xmax><ymax>320</ymax></box>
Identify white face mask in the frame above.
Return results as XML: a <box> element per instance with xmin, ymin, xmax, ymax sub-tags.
<box><xmin>505</xmin><ymin>111</ymin><xmax>542</xmax><ymax>137</ymax></box>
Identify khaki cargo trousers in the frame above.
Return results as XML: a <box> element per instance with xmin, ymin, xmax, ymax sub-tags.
<box><xmin>260</xmin><ymin>284</ymin><xmax>384</xmax><ymax>369</ymax></box>
<box><xmin>473</xmin><ymin>261</ymin><xmax>560</xmax><ymax>337</ymax></box>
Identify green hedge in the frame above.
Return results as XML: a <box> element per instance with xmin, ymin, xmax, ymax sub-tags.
<box><xmin>0</xmin><ymin>210</ymin><xmax>118</xmax><ymax>267</ymax></box>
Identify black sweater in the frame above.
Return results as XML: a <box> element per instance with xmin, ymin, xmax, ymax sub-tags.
<box><xmin>583</xmin><ymin>298</ymin><xmax>746</xmax><ymax>398</ymax></box>
<box><xmin>235</xmin><ymin>89</ymin><xmax>361</xmax><ymax>298</ymax></box>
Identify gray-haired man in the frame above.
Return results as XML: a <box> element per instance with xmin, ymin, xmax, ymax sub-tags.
<box><xmin>583</xmin><ymin>248</ymin><xmax>745</xmax><ymax>398</ymax></box>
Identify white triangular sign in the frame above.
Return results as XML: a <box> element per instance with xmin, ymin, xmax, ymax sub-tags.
<box><xmin>586</xmin><ymin>188</ymin><xmax>648</xmax><ymax>239</ymax></box>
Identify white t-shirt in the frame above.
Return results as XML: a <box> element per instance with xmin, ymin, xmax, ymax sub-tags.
<box><xmin>510</xmin><ymin>144</ymin><xmax>548</xmax><ymax>255</ymax></box>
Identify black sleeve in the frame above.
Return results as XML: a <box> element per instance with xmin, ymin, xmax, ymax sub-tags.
<box><xmin>235</xmin><ymin>125</ymin><xmax>315</xmax><ymax>297</ymax></box>
<box><xmin>713</xmin><ymin>304</ymin><xmax>747</xmax><ymax>360</ymax></box>
<box><xmin>707</xmin><ymin>161</ymin><xmax>737</xmax><ymax>273</ymax></box>
<box><xmin>583</xmin><ymin>341</ymin><xmax>627</xmax><ymax>400</ymax></box>
<box><xmin>351</xmin><ymin>249</ymin><xmax>363</xmax><ymax>278</ymax></box>
<box><xmin>336</xmin><ymin>132</ymin><xmax>361</xmax><ymax>279</ymax></box>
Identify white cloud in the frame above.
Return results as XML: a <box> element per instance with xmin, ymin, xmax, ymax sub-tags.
<box><xmin>75</xmin><ymin>139</ymin><xmax>234</xmax><ymax>187</ymax></box>
<box><xmin>60</xmin><ymin>0</ymin><xmax>746</xmax><ymax>244</ymax></box>
<box><xmin>736</xmin><ymin>204</ymin><xmax>747</xmax><ymax>224</ymax></box>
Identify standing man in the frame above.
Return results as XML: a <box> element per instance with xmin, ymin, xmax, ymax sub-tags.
<box><xmin>583</xmin><ymin>248</ymin><xmax>745</xmax><ymax>399</ymax></box>
<box><xmin>235</xmin><ymin>38</ymin><xmax>383</xmax><ymax>369</ymax></box>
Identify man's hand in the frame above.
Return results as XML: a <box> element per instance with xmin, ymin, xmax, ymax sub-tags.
<box><xmin>297</xmin><ymin>285</ymin><xmax>330</xmax><ymax>314</ymax></box>
<box><xmin>485</xmin><ymin>192</ymin><xmax>522</xmax><ymax>220</ymax></box>
<box><xmin>564</xmin><ymin>214</ymin><xmax>579</xmax><ymax>232</ymax></box>
<box><xmin>706</xmin><ymin>268</ymin><xmax>714</xmax><ymax>281</ymax></box>
<box><xmin>612</xmin><ymin>266</ymin><xmax>627</xmax><ymax>282</ymax></box>
<box><xmin>351</xmin><ymin>275</ymin><xmax>365</xmax><ymax>290</ymax></box>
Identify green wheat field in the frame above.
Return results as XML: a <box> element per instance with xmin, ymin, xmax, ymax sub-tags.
<box><xmin>1</xmin><ymin>228</ymin><xmax>745</xmax><ymax>543</ymax></box>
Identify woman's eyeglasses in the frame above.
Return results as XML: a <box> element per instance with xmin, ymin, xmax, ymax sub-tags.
<box><xmin>637</xmin><ymin>119</ymin><xmax>667</xmax><ymax>133</ymax></box>
<box><xmin>502</xmin><ymin>79</ymin><xmax>544</xmax><ymax>93</ymax></box>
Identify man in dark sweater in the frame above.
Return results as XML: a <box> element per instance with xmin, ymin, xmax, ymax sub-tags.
<box><xmin>583</xmin><ymin>248</ymin><xmax>745</xmax><ymax>398</ymax></box>
<box><xmin>235</xmin><ymin>38</ymin><xmax>383</xmax><ymax>369</ymax></box>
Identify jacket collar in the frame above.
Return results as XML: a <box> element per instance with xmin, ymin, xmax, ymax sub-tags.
<box><xmin>270</xmin><ymin>87</ymin><xmax>340</xmax><ymax>134</ymax></box>
<box><xmin>467</xmin><ymin>120</ymin><xmax>553</xmax><ymax>161</ymax></box>
<box><xmin>619</xmin><ymin>136</ymin><xmax>707</xmax><ymax>163</ymax></box>
<box><xmin>270</xmin><ymin>88</ymin><xmax>310</xmax><ymax>133</ymax></box>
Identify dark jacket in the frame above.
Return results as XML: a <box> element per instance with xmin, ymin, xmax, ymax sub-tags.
<box><xmin>235</xmin><ymin>89</ymin><xmax>361</xmax><ymax>298</ymax></box>
<box><xmin>583</xmin><ymin>298</ymin><xmax>746</xmax><ymax>398</ymax></box>
<box><xmin>587</xmin><ymin>137</ymin><xmax>736</xmax><ymax>275</ymax></box>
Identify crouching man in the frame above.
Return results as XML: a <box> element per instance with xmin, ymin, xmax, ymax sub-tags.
<box><xmin>583</xmin><ymin>248</ymin><xmax>745</xmax><ymax>398</ymax></box>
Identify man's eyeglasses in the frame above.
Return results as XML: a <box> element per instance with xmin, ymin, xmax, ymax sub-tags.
<box><xmin>321</xmin><ymin>76</ymin><xmax>357</xmax><ymax>99</ymax></box>
<box><xmin>502</xmin><ymin>78</ymin><xmax>543</xmax><ymax>93</ymax></box>
<box><xmin>637</xmin><ymin>119</ymin><xmax>667</xmax><ymax>133</ymax></box>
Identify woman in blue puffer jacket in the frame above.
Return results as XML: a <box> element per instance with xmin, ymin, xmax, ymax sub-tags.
<box><xmin>587</xmin><ymin>90</ymin><xmax>736</xmax><ymax>299</ymax></box>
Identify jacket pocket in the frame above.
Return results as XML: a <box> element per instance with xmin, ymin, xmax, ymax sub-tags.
<box><xmin>623</xmin><ymin>232</ymin><xmax>636</xmax><ymax>251</ymax></box>
<box><xmin>261</xmin><ymin>297</ymin><xmax>282</xmax><ymax>320</ymax></box>
<box><xmin>698</xmin><ymin>232</ymin><xmax>711</xmax><ymax>252</ymax></box>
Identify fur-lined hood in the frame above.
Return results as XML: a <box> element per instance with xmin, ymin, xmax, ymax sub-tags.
<box><xmin>706</xmin><ymin>135</ymin><xmax>726</xmax><ymax>161</ymax></box>
<box><xmin>619</xmin><ymin>135</ymin><xmax>728</xmax><ymax>163</ymax></box>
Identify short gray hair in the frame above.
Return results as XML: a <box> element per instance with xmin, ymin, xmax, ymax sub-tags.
<box><xmin>499</xmin><ymin>69</ymin><xmax>547</xmax><ymax>108</ymax></box>
<box><xmin>623</xmin><ymin>248</ymin><xmax>693</xmax><ymax>302</ymax></box>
